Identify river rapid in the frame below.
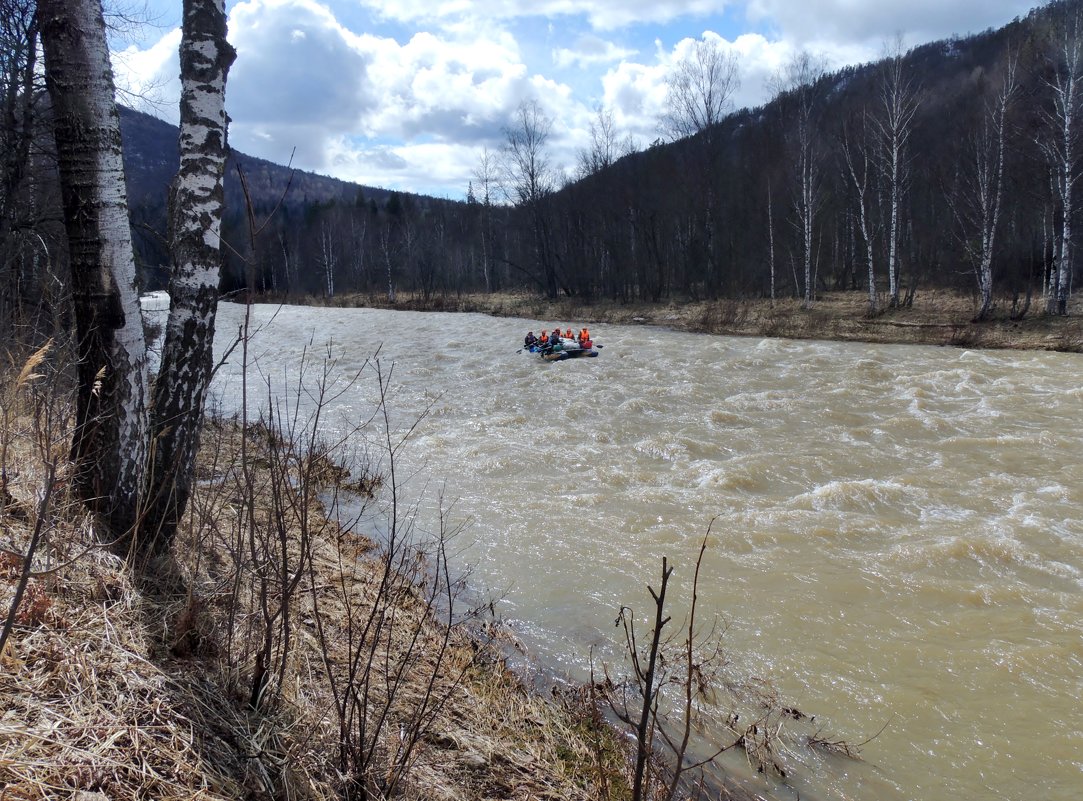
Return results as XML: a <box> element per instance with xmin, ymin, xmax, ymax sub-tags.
<box><xmin>202</xmin><ymin>301</ymin><xmax>1082</xmax><ymax>801</ymax></box>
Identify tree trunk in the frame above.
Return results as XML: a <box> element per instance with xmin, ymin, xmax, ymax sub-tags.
<box><xmin>842</xmin><ymin>132</ymin><xmax>877</xmax><ymax>315</ymax></box>
<box><xmin>767</xmin><ymin>182</ymin><xmax>776</xmax><ymax>303</ymax></box>
<box><xmin>1042</xmin><ymin>17</ymin><xmax>1081</xmax><ymax>316</ymax></box>
<box><xmin>144</xmin><ymin>0</ymin><xmax>235</xmax><ymax>552</ymax></box>
<box><xmin>876</xmin><ymin>46</ymin><xmax>917</xmax><ymax>310</ymax></box>
<box><xmin>38</xmin><ymin>0</ymin><xmax>149</xmax><ymax>545</ymax></box>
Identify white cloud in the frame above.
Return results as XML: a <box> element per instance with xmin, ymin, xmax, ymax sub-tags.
<box><xmin>600</xmin><ymin>59</ymin><xmax>667</xmax><ymax>141</ymax></box>
<box><xmin>218</xmin><ymin>0</ymin><xmax>584</xmax><ymax>190</ymax></box>
<box><xmin>325</xmin><ymin>138</ymin><xmax>488</xmax><ymax>196</ymax></box>
<box><xmin>360</xmin><ymin>28</ymin><xmax>531</xmax><ymax>141</ymax></box>
<box><xmin>361</xmin><ymin>0</ymin><xmax>735</xmax><ymax>31</ymax></box>
<box><xmin>113</xmin><ymin>27</ymin><xmax>181</xmax><ymax>120</ymax></box>
<box><xmin>553</xmin><ymin>34</ymin><xmax>637</xmax><ymax>69</ymax></box>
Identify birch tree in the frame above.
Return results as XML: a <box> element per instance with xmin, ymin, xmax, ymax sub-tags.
<box><xmin>38</xmin><ymin>0</ymin><xmax>150</xmax><ymax>542</ymax></box>
<box><xmin>766</xmin><ymin>180</ymin><xmax>777</xmax><ymax>302</ymax></box>
<box><xmin>1039</xmin><ymin>13</ymin><xmax>1083</xmax><ymax>316</ymax></box>
<box><xmin>949</xmin><ymin>57</ymin><xmax>1018</xmax><ymax>321</ymax></box>
<box><xmin>319</xmin><ymin>220</ymin><xmax>338</xmax><ymax>297</ymax></box>
<box><xmin>773</xmin><ymin>52</ymin><xmax>827</xmax><ymax>307</ymax></box>
<box><xmin>472</xmin><ymin>147</ymin><xmax>500</xmax><ymax>292</ymax></box>
<box><xmin>40</xmin><ymin>0</ymin><xmax>234</xmax><ymax>552</ymax></box>
<box><xmin>840</xmin><ymin>113</ymin><xmax>880</xmax><ymax>314</ymax></box>
<box><xmin>143</xmin><ymin>0</ymin><xmax>235</xmax><ymax>550</ymax></box>
<box><xmin>874</xmin><ymin>41</ymin><xmax>919</xmax><ymax>308</ymax></box>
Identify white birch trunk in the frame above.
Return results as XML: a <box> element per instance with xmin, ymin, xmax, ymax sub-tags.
<box><xmin>776</xmin><ymin>53</ymin><xmax>825</xmax><ymax>309</ymax></box>
<box><xmin>1057</xmin><ymin>77</ymin><xmax>1076</xmax><ymax>316</ymax></box>
<box><xmin>841</xmin><ymin>128</ymin><xmax>877</xmax><ymax>314</ymax></box>
<box><xmin>383</xmin><ymin>225</ymin><xmax>396</xmax><ymax>302</ymax></box>
<box><xmin>767</xmin><ymin>183</ymin><xmax>776</xmax><ymax>303</ymax></box>
<box><xmin>875</xmin><ymin>48</ymin><xmax>918</xmax><ymax>309</ymax></box>
<box><xmin>976</xmin><ymin>61</ymin><xmax>1017</xmax><ymax>321</ymax></box>
<box><xmin>38</xmin><ymin>0</ymin><xmax>149</xmax><ymax>542</ymax></box>
<box><xmin>1041</xmin><ymin>18</ymin><xmax>1082</xmax><ymax>315</ymax></box>
<box><xmin>320</xmin><ymin>222</ymin><xmax>336</xmax><ymax>297</ymax></box>
<box><xmin>887</xmin><ymin>134</ymin><xmax>900</xmax><ymax>306</ymax></box>
<box><xmin>145</xmin><ymin>0</ymin><xmax>235</xmax><ymax>548</ymax></box>
<box><xmin>797</xmin><ymin>115</ymin><xmax>818</xmax><ymax>307</ymax></box>
<box><xmin>278</xmin><ymin>230</ymin><xmax>292</xmax><ymax>292</ymax></box>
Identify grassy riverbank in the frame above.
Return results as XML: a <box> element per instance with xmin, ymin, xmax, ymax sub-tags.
<box><xmin>307</xmin><ymin>288</ymin><xmax>1083</xmax><ymax>352</ymax></box>
<box><xmin>0</xmin><ymin>356</ymin><xmax>639</xmax><ymax>800</ymax></box>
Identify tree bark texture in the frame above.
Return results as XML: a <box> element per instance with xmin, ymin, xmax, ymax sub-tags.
<box><xmin>38</xmin><ymin>0</ymin><xmax>149</xmax><ymax>542</ymax></box>
<box><xmin>144</xmin><ymin>0</ymin><xmax>235</xmax><ymax>550</ymax></box>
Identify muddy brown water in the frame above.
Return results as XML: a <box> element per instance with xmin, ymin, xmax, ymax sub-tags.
<box><xmin>201</xmin><ymin>302</ymin><xmax>1082</xmax><ymax>801</ymax></box>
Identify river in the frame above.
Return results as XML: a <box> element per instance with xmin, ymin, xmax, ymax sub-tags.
<box><xmin>198</xmin><ymin>301</ymin><xmax>1082</xmax><ymax>801</ymax></box>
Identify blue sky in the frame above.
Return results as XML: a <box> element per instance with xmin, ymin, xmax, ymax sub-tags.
<box><xmin>112</xmin><ymin>0</ymin><xmax>1041</xmax><ymax>198</ymax></box>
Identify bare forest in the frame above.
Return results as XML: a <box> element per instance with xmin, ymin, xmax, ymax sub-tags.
<box><xmin>6</xmin><ymin>3</ymin><xmax>1083</xmax><ymax>335</ymax></box>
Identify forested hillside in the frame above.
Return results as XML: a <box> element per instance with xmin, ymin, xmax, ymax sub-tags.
<box><xmin>4</xmin><ymin>0</ymin><xmax>1083</xmax><ymax>333</ymax></box>
<box><xmin>476</xmin><ymin>0</ymin><xmax>1080</xmax><ymax>317</ymax></box>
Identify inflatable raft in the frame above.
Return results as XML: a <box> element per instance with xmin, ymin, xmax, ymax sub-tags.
<box><xmin>527</xmin><ymin>337</ymin><xmax>599</xmax><ymax>361</ymax></box>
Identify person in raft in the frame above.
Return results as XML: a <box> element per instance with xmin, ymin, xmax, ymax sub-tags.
<box><xmin>526</xmin><ymin>327</ymin><xmax>594</xmax><ymax>352</ymax></box>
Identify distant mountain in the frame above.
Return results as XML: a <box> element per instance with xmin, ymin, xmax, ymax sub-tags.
<box><xmin>120</xmin><ymin>104</ymin><xmax>401</xmax><ymax>209</ymax></box>
<box><xmin>119</xmin><ymin>106</ymin><xmax>438</xmax><ymax>288</ymax></box>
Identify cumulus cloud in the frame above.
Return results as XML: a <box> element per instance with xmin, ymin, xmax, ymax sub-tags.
<box><xmin>178</xmin><ymin>0</ymin><xmax>581</xmax><ymax>188</ymax></box>
<box><xmin>360</xmin><ymin>28</ymin><xmax>532</xmax><ymax>142</ymax></box>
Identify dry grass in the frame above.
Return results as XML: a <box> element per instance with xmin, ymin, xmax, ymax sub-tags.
<box><xmin>0</xmin><ymin>468</ymin><xmax>254</xmax><ymax>799</ymax></box>
<box><xmin>0</xmin><ymin>349</ymin><xmax>633</xmax><ymax>801</ymax></box>
<box><xmin>307</xmin><ymin>288</ymin><xmax>1083</xmax><ymax>352</ymax></box>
